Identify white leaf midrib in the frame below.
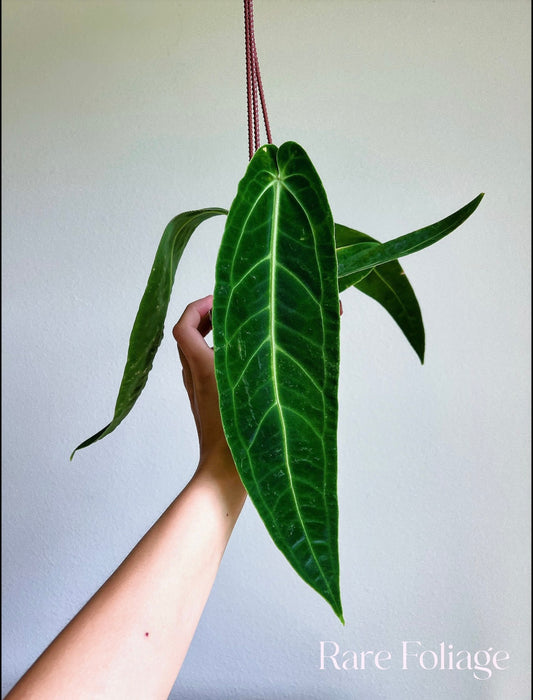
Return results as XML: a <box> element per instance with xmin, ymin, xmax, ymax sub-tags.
<box><xmin>269</xmin><ymin>178</ymin><xmax>333</xmax><ymax>595</ymax></box>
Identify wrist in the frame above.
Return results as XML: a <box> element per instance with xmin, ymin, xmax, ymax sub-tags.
<box><xmin>193</xmin><ymin>455</ymin><xmax>247</xmax><ymax>509</ymax></box>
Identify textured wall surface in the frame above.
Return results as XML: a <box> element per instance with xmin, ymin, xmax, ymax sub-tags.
<box><xmin>2</xmin><ymin>1</ymin><xmax>530</xmax><ymax>698</ymax></box>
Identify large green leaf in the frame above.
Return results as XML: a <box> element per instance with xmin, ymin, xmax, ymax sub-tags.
<box><xmin>336</xmin><ymin>193</ymin><xmax>484</xmax><ymax>284</ymax></box>
<box><xmin>213</xmin><ymin>142</ymin><xmax>343</xmax><ymax>621</ymax></box>
<box><xmin>335</xmin><ymin>224</ymin><xmax>424</xmax><ymax>363</ymax></box>
<box><xmin>71</xmin><ymin>208</ymin><xmax>227</xmax><ymax>459</ymax></box>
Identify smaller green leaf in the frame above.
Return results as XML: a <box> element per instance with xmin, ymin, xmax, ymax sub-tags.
<box><xmin>335</xmin><ymin>224</ymin><xmax>376</xmax><ymax>249</ymax></box>
<box><xmin>335</xmin><ymin>225</ymin><xmax>379</xmax><ymax>291</ymax></box>
<box><xmin>337</xmin><ymin>193</ymin><xmax>484</xmax><ymax>282</ymax></box>
<box><xmin>71</xmin><ymin>207</ymin><xmax>227</xmax><ymax>459</ymax></box>
<box><xmin>356</xmin><ymin>262</ymin><xmax>424</xmax><ymax>363</ymax></box>
<box><xmin>335</xmin><ymin>224</ymin><xmax>424</xmax><ymax>363</ymax></box>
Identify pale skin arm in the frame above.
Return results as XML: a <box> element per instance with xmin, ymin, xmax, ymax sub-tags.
<box><xmin>6</xmin><ymin>295</ymin><xmax>247</xmax><ymax>700</ymax></box>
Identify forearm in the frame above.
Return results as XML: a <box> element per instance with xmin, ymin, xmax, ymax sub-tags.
<box><xmin>6</xmin><ymin>461</ymin><xmax>246</xmax><ymax>700</ymax></box>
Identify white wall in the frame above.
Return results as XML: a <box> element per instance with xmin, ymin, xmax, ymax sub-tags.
<box><xmin>2</xmin><ymin>1</ymin><xmax>530</xmax><ymax>698</ymax></box>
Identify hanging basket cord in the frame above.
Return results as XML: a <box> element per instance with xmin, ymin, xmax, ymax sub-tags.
<box><xmin>244</xmin><ymin>0</ymin><xmax>272</xmax><ymax>160</ymax></box>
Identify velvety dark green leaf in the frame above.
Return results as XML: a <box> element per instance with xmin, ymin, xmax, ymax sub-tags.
<box><xmin>213</xmin><ymin>142</ymin><xmax>343</xmax><ymax>621</ymax></box>
<box><xmin>335</xmin><ymin>224</ymin><xmax>424</xmax><ymax>363</ymax></box>
<box><xmin>336</xmin><ymin>193</ymin><xmax>484</xmax><ymax>283</ymax></box>
<box><xmin>335</xmin><ymin>225</ymin><xmax>380</xmax><ymax>290</ymax></box>
<box><xmin>335</xmin><ymin>223</ymin><xmax>376</xmax><ymax>249</ymax></box>
<box><xmin>355</xmin><ymin>262</ymin><xmax>424</xmax><ymax>362</ymax></box>
<box><xmin>71</xmin><ymin>208</ymin><xmax>227</xmax><ymax>459</ymax></box>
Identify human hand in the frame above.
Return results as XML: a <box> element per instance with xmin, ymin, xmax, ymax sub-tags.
<box><xmin>173</xmin><ymin>296</ymin><xmax>241</xmax><ymax>485</ymax></box>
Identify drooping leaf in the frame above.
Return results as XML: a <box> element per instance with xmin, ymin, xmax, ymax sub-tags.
<box><xmin>354</xmin><ymin>263</ymin><xmax>425</xmax><ymax>362</ymax></box>
<box><xmin>213</xmin><ymin>142</ymin><xmax>343</xmax><ymax>621</ymax></box>
<box><xmin>335</xmin><ymin>224</ymin><xmax>424</xmax><ymax>363</ymax></box>
<box><xmin>71</xmin><ymin>208</ymin><xmax>227</xmax><ymax>459</ymax></box>
<box><xmin>336</xmin><ymin>193</ymin><xmax>484</xmax><ymax>284</ymax></box>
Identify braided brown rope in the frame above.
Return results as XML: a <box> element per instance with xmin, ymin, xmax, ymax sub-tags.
<box><xmin>244</xmin><ymin>0</ymin><xmax>272</xmax><ymax>159</ymax></box>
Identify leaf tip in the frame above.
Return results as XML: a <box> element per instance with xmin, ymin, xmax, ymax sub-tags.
<box><xmin>330</xmin><ymin>596</ymin><xmax>344</xmax><ymax>624</ymax></box>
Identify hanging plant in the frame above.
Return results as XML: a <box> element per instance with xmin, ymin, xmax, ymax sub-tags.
<box><xmin>71</xmin><ymin>1</ymin><xmax>483</xmax><ymax>623</ymax></box>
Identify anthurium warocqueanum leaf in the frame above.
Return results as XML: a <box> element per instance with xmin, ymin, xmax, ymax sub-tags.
<box><xmin>335</xmin><ymin>224</ymin><xmax>425</xmax><ymax>363</ymax></box>
<box><xmin>71</xmin><ymin>208</ymin><xmax>227</xmax><ymax>459</ymax></box>
<box><xmin>213</xmin><ymin>142</ymin><xmax>343</xmax><ymax>621</ymax></box>
<box><xmin>336</xmin><ymin>193</ymin><xmax>484</xmax><ymax>287</ymax></box>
